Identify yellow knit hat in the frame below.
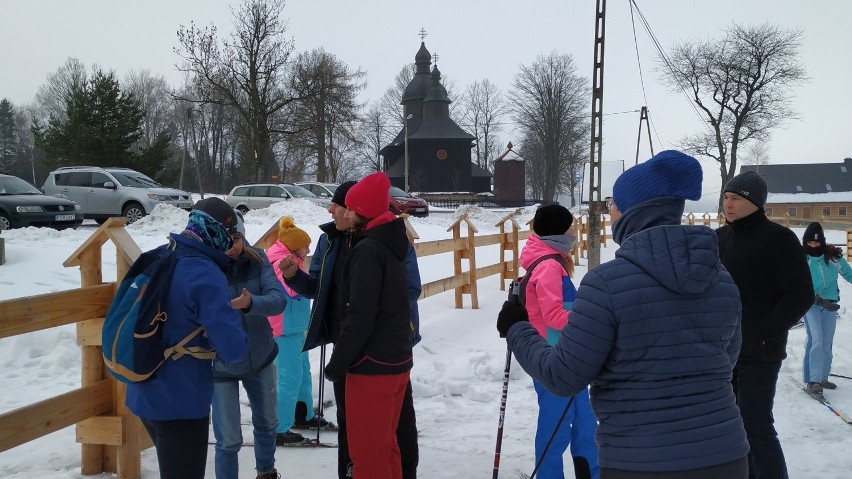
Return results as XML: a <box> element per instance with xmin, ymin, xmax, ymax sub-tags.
<box><xmin>277</xmin><ymin>216</ymin><xmax>311</xmax><ymax>251</ymax></box>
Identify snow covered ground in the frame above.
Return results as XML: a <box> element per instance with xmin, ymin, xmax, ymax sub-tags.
<box><xmin>1</xmin><ymin>201</ymin><xmax>850</xmax><ymax>478</ymax></box>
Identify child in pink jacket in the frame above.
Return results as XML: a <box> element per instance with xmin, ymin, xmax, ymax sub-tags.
<box><xmin>520</xmin><ymin>204</ymin><xmax>598</xmax><ymax>479</ymax></box>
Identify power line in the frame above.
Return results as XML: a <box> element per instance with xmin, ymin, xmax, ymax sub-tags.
<box><xmin>628</xmin><ymin>0</ymin><xmax>713</xmax><ymax>135</ymax></box>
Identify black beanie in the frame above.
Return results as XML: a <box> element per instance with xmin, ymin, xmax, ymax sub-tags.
<box><xmin>723</xmin><ymin>171</ymin><xmax>767</xmax><ymax>208</ymax></box>
<box><xmin>803</xmin><ymin>222</ymin><xmax>826</xmax><ymax>245</ymax></box>
<box><xmin>331</xmin><ymin>181</ymin><xmax>357</xmax><ymax>207</ymax></box>
<box><xmin>192</xmin><ymin>197</ymin><xmax>238</xmax><ymax>234</ymax></box>
<box><xmin>533</xmin><ymin>204</ymin><xmax>574</xmax><ymax>237</ymax></box>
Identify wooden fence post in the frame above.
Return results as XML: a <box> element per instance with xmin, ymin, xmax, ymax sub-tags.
<box><xmin>447</xmin><ymin>214</ymin><xmax>479</xmax><ymax>309</ymax></box>
<box><xmin>496</xmin><ymin>213</ymin><xmax>521</xmax><ymax>288</ymax></box>
<box><xmin>63</xmin><ymin>218</ymin><xmax>147</xmax><ymax>478</ymax></box>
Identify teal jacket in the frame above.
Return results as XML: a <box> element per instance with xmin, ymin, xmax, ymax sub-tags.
<box><xmin>806</xmin><ymin>254</ymin><xmax>852</xmax><ymax>302</ymax></box>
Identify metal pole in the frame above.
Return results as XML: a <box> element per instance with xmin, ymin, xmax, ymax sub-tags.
<box><xmin>587</xmin><ymin>0</ymin><xmax>607</xmax><ymax>268</ymax></box>
<box><xmin>404</xmin><ymin>113</ymin><xmax>413</xmax><ymax>191</ymax></box>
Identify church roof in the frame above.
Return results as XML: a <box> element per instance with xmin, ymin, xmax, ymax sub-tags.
<box><xmin>402</xmin><ymin>42</ymin><xmax>433</xmax><ymax>103</ymax></box>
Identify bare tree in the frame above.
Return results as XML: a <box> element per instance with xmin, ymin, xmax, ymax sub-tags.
<box><xmin>659</xmin><ymin>23</ymin><xmax>807</xmax><ymax>208</ymax></box>
<box><xmin>286</xmin><ymin>48</ymin><xmax>366</xmax><ymax>182</ymax></box>
<box><xmin>740</xmin><ymin>140</ymin><xmax>770</xmax><ymax>167</ymax></box>
<box><xmin>511</xmin><ymin>51</ymin><xmax>590</xmax><ymax>202</ymax></box>
<box><xmin>380</xmin><ymin>64</ymin><xmax>415</xmax><ymax>126</ymax></box>
<box><xmin>459</xmin><ymin>79</ymin><xmax>508</xmax><ymax>173</ymax></box>
<box><xmin>33</xmin><ymin>57</ymin><xmax>88</xmax><ymax>123</ymax></box>
<box><xmin>355</xmin><ymin>102</ymin><xmax>388</xmax><ymax>173</ymax></box>
<box><xmin>124</xmin><ymin>70</ymin><xmax>174</xmax><ymax>149</ymax></box>
<box><xmin>175</xmin><ymin>0</ymin><xmax>301</xmax><ymax>182</ymax></box>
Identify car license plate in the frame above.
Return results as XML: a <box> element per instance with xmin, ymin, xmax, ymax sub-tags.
<box><xmin>180</xmin><ymin>203</ymin><xmax>192</xmax><ymax>208</ymax></box>
<box><xmin>414</xmin><ymin>208</ymin><xmax>425</xmax><ymax>212</ymax></box>
<box><xmin>55</xmin><ymin>214</ymin><xmax>76</xmax><ymax>221</ymax></box>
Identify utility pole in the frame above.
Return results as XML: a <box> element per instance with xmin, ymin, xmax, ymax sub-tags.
<box><xmin>587</xmin><ymin>0</ymin><xmax>607</xmax><ymax>268</ymax></box>
<box><xmin>634</xmin><ymin>106</ymin><xmax>653</xmax><ymax>165</ymax></box>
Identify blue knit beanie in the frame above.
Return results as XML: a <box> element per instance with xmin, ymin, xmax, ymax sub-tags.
<box><xmin>612</xmin><ymin>150</ymin><xmax>703</xmax><ymax>214</ymax></box>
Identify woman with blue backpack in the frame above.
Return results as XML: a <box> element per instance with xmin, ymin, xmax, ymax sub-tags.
<box><xmin>211</xmin><ymin>210</ymin><xmax>287</xmax><ymax>479</ymax></box>
<box><xmin>125</xmin><ymin>197</ymin><xmax>249</xmax><ymax>479</ymax></box>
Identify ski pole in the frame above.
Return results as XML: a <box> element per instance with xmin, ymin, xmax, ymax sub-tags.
<box><xmin>519</xmin><ymin>395</ymin><xmax>576</xmax><ymax>479</ymax></box>
<box><xmin>315</xmin><ymin>343</ymin><xmax>327</xmax><ymax>445</ymax></box>
<box><xmin>493</xmin><ymin>348</ymin><xmax>513</xmax><ymax>479</ymax></box>
<box><xmin>830</xmin><ymin>373</ymin><xmax>852</xmax><ymax>380</ymax></box>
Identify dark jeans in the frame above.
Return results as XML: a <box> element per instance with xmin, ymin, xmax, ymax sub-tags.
<box><xmin>732</xmin><ymin>360</ymin><xmax>789</xmax><ymax>479</ymax></box>
<box><xmin>334</xmin><ymin>377</ymin><xmax>418</xmax><ymax>479</ymax></box>
<box><xmin>141</xmin><ymin>416</ymin><xmax>210</xmax><ymax>479</ymax></box>
<box><xmin>600</xmin><ymin>456</ymin><xmax>747</xmax><ymax>479</ymax></box>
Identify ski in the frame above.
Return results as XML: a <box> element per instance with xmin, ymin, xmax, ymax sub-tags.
<box><xmin>790</xmin><ymin>378</ymin><xmax>852</xmax><ymax>425</ymax></box>
<box><xmin>208</xmin><ymin>439</ymin><xmax>338</xmax><ymax>448</ymax></box>
<box><xmin>291</xmin><ymin>423</ymin><xmax>339</xmax><ymax>432</ymax></box>
<box><xmin>238</xmin><ymin>421</ymin><xmax>339</xmax><ymax>432</ymax></box>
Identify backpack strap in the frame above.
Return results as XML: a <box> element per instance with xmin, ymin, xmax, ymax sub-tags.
<box><xmin>165</xmin><ymin>325</ymin><xmax>216</xmax><ymax>361</ymax></box>
<box><xmin>518</xmin><ymin>254</ymin><xmax>569</xmax><ymax>306</ymax></box>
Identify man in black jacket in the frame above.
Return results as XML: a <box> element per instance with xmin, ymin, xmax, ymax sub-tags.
<box><xmin>717</xmin><ymin>170</ymin><xmax>814</xmax><ymax>479</ymax></box>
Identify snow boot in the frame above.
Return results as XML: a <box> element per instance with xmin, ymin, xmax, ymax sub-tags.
<box><xmin>806</xmin><ymin>382</ymin><xmax>825</xmax><ymax>399</ymax></box>
<box><xmin>820</xmin><ymin>379</ymin><xmax>838</xmax><ymax>390</ymax></box>
<box><xmin>256</xmin><ymin>469</ymin><xmax>280</xmax><ymax>479</ymax></box>
<box><xmin>275</xmin><ymin>430</ymin><xmax>307</xmax><ymax>447</ymax></box>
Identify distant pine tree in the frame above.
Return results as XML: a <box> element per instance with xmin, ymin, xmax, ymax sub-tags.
<box><xmin>33</xmin><ymin>70</ymin><xmax>144</xmax><ymax>169</ymax></box>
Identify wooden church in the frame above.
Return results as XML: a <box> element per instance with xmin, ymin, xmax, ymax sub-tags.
<box><xmin>381</xmin><ymin>41</ymin><xmax>492</xmax><ymax>193</ymax></box>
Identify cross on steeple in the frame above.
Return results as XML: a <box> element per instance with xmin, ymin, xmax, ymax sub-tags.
<box><xmin>418</xmin><ymin>28</ymin><xmax>428</xmax><ymax>41</ymax></box>
<box><xmin>432</xmin><ymin>52</ymin><xmax>439</xmax><ymax>64</ymax></box>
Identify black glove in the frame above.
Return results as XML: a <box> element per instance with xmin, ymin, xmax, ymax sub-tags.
<box><xmin>815</xmin><ymin>295</ymin><xmax>841</xmax><ymax>312</ymax></box>
<box><xmin>324</xmin><ymin>364</ymin><xmax>343</xmax><ymax>383</ymax></box>
<box><xmin>497</xmin><ymin>300</ymin><xmax>529</xmax><ymax>338</ymax></box>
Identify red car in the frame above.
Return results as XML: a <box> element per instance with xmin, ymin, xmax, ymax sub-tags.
<box><xmin>389</xmin><ymin>186</ymin><xmax>429</xmax><ymax>217</ymax></box>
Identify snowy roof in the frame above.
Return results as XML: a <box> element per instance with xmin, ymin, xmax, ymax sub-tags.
<box><xmin>742</xmin><ymin>158</ymin><xmax>852</xmax><ymax>194</ymax></box>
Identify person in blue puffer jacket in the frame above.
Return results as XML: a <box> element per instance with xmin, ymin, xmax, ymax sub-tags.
<box><xmin>801</xmin><ymin>221</ymin><xmax>852</xmax><ymax>396</ymax></box>
<box><xmin>497</xmin><ymin>151</ymin><xmax>749</xmax><ymax>478</ymax></box>
<box><xmin>211</xmin><ymin>210</ymin><xmax>286</xmax><ymax>479</ymax></box>
<box><xmin>126</xmin><ymin>197</ymin><xmax>248</xmax><ymax>479</ymax></box>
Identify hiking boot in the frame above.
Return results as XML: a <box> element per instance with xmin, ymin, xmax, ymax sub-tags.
<box><xmin>256</xmin><ymin>469</ymin><xmax>280</xmax><ymax>479</ymax></box>
<box><xmin>275</xmin><ymin>430</ymin><xmax>306</xmax><ymax>446</ymax></box>
<box><xmin>294</xmin><ymin>415</ymin><xmax>336</xmax><ymax>430</ymax></box>
<box><xmin>806</xmin><ymin>382</ymin><xmax>824</xmax><ymax>398</ymax></box>
<box><xmin>820</xmin><ymin>379</ymin><xmax>838</xmax><ymax>390</ymax></box>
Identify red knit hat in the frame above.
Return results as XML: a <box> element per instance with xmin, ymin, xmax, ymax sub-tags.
<box><xmin>345</xmin><ymin>172</ymin><xmax>391</xmax><ymax>220</ymax></box>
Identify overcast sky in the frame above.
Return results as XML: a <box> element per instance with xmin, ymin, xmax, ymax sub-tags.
<box><xmin>2</xmin><ymin>0</ymin><xmax>850</xmax><ymax>203</ymax></box>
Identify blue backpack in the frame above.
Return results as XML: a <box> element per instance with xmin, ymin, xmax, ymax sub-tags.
<box><xmin>102</xmin><ymin>238</ymin><xmax>215</xmax><ymax>383</ymax></box>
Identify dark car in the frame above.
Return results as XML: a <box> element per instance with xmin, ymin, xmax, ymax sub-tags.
<box><xmin>0</xmin><ymin>173</ymin><xmax>84</xmax><ymax>230</ymax></box>
<box><xmin>389</xmin><ymin>186</ymin><xmax>429</xmax><ymax>217</ymax></box>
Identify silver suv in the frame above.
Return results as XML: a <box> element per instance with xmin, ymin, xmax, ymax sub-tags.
<box><xmin>225</xmin><ymin>183</ymin><xmax>331</xmax><ymax>213</ymax></box>
<box><xmin>42</xmin><ymin>166</ymin><xmax>193</xmax><ymax>223</ymax></box>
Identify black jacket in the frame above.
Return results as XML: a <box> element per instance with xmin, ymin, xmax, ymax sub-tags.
<box><xmin>325</xmin><ymin>217</ymin><xmax>413</xmax><ymax>381</ymax></box>
<box><xmin>716</xmin><ymin>211</ymin><xmax>814</xmax><ymax>361</ymax></box>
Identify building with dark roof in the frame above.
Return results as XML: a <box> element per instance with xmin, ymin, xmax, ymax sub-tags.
<box><xmin>741</xmin><ymin>158</ymin><xmax>852</xmax><ymax>221</ymax></box>
<box><xmin>381</xmin><ymin>42</ymin><xmax>491</xmax><ymax>193</ymax></box>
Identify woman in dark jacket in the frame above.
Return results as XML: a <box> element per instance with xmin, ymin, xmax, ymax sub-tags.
<box><xmin>324</xmin><ymin>172</ymin><xmax>413</xmax><ymax>479</ymax></box>
<box><xmin>211</xmin><ymin>211</ymin><xmax>286</xmax><ymax>479</ymax></box>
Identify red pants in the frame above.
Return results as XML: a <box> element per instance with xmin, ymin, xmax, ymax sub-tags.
<box><xmin>346</xmin><ymin>372</ymin><xmax>410</xmax><ymax>479</ymax></box>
